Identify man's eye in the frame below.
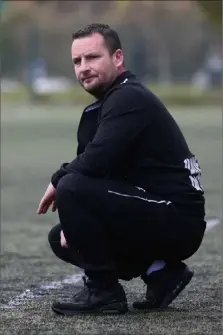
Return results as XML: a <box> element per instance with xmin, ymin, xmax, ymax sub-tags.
<box><xmin>73</xmin><ymin>59</ymin><xmax>80</xmax><ymax>65</ymax></box>
<box><xmin>88</xmin><ymin>55</ymin><xmax>98</xmax><ymax>59</ymax></box>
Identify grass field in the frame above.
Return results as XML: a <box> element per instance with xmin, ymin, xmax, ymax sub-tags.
<box><xmin>1</xmin><ymin>103</ymin><xmax>222</xmax><ymax>335</ymax></box>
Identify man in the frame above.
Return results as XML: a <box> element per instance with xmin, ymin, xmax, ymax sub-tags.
<box><xmin>38</xmin><ymin>23</ymin><xmax>206</xmax><ymax>316</ymax></box>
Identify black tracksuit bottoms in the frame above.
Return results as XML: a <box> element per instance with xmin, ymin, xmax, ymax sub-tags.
<box><xmin>48</xmin><ymin>172</ymin><xmax>206</xmax><ymax>280</ymax></box>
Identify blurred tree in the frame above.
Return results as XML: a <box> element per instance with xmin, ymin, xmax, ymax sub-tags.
<box><xmin>35</xmin><ymin>0</ymin><xmax>49</xmax><ymax>4</ymax></box>
<box><xmin>1</xmin><ymin>0</ymin><xmax>220</xmax><ymax>83</ymax></box>
<box><xmin>198</xmin><ymin>1</ymin><xmax>222</xmax><ymax>29</ymax></box>
<box><xmin>0</xmin><ymin>0</ymin><xmax>5</xmax><ymax>12</ymax></box>
<box><xmin>0</xmin><ymin>30</ymin><xmax>17</xmax><ymax>76</ymax></box>
<box><xmin>1</xmin><ymin>11</ymin><xmax>33</xmax><ymax>77</ymax></box>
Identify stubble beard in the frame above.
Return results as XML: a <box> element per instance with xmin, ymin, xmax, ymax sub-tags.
<box><xmin>80</xmin><ymin>78</ymin><xmax>112</xmax><ymax>98</ymax></box>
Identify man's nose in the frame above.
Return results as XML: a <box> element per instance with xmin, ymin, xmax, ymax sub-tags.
<box><xmin>80</xmin><ymin>59</ymin><xmax>90</xmax><ymax>72</ymax></box>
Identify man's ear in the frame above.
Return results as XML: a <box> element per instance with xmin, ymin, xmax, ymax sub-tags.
<box><xmin>114</xmin><ymin>49</ymin><xmax>124</xmax><ymax>68</ymax></box>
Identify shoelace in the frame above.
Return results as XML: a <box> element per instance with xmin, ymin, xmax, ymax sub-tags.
<box><xmin>73</xmin><ymin>276</ymin><xmax>92</xmax><ymax>301</ymax></box>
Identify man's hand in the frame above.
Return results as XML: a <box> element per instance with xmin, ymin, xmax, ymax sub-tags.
<box><xmin>60</xmin><ymin>230</ymin><xmax>68</xmax><ymax>248</ymax></box>
<box><xmin>37</xmin><ymin>182</ymin><xmax>57</xmax><ymax>214</ymax></box>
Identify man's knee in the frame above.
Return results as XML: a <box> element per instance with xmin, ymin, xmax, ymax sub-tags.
<box><xmin>56</xmin><ymin>172</ymin><xmax>84</xmax><ymax>203</ymax></box>
<box><xmin>48</xmin><ymin>224</ymin><xmax>69</xmax><ymax>262</ymax></box>
<box><xmin>48</xmin><ymin>223</ymin><xmax>77</xmax><ymax>264</ymax></box>
<box><xmin>48</xmin><ymin>224</ymin><xmax>61</xmax><ymax>250</ymax></box>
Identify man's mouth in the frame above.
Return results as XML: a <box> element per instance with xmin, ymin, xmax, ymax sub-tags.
<box><xmin>83</xmin><ymin>76</ymin><xmax>96</xmax><ymax>81</ymax></box>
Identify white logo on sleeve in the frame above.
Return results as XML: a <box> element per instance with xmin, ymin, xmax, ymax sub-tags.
<box><xmin>184</xmin><ymin>156</ymin><xmax>203</xmax><ymax>191</ymax></box>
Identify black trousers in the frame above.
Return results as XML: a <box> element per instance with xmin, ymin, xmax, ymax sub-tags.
<box><xmin>48</xmin><ymin>173</ymin><xmax>206</xmax><ymax>280</ymax></box>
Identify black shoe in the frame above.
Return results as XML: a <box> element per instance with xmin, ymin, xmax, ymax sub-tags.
<box><xmin>52</xmin><ymin>276</ymin><xmax>128</xmax><ymax>316</ymax></box>
<box><xmin>133</xmin><ymin>262</ymin><xmax>194</xmax><ymax>310</ymax></box>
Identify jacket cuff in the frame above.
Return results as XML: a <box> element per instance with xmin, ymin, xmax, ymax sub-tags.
<box><xmin>51</xmin><ymin>163</ymin><xmax>69</xmax><ymax>188</ymax></box>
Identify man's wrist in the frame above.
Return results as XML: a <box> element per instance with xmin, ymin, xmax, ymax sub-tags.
<box><xmin>51</xmin><ymin>163</ymin><xmax>69</xmax><ymax>188</ymax></box>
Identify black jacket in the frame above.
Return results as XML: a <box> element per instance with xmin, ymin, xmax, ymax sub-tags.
<box><xmin>51</xmin><ymin>71</ymin><xmax>205</xmax><ymax>215</ymax></box>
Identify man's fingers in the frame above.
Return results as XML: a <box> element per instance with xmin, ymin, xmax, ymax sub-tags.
<box><xmin>37</xmin><ymin>198</ymin><xmax>50</xmax><ymax>214</ymax></box>
<box><xmin>60</xmin><ymin>230</ymin><xmax>68</xmax><ymax>248</ymax></box>
<box><xmin>41</xmin><ymin>205</ymin><xmax>49</xmax><ymax>214</ymax></box>
<box><xmin>61</xmin><ymin>240</ymin><xmax>68</xmax><ymax>248</ymax></box>
<box><xmin>37</xmin><ymin>204</ymin><xmax>43</xmax><ymax>214</ymax></box>
<box><xmin>37</xmin><ymin>197</ymin><xmax>45</xmax><ymax>213</ymax></box>
<box><xmin>37</xmin><ymin>185</ymin><xmax>56</xmax><ymax>215</ymax></box>
<box><xmin>38</xmin><ymin>205</ymin><xmax>47</xmax><ymax>214</ymax></box>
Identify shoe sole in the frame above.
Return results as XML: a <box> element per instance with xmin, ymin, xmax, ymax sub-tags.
<box><xmin>52</xmin><ymin>302</ymin><xmax>128</xmax><ymax>316</ymax></box>
<box><xmin>133</xmin><ymin>268</ymin><xmax>194</xmax><ymax>310</ymax></box>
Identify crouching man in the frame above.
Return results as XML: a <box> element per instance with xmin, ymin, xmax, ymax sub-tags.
<box><xmin>38</xmin><ymin>23</ymin><xmax>206</xmax><ymax>316</ymax></box>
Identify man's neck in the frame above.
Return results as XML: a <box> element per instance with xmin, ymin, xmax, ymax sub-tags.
<box><xmin>103</xmin><ymin>69</ymin><xmax>129</xmax><ymax>94</ymax></box>
<box><xmin>93</xmin><ymin>68</ymin><xmax>131</xmax><ymax>100</ymax></box>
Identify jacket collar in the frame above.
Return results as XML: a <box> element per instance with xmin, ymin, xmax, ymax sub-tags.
<box><xmin>84</xmin><ymin>71</ymin><xmax>136</xmax><ymax>112</ymax></box>
<box><xmin>110</xmin><ymin>70</ymin><xmax>136</xmax><ymax>87</ymax></box>
<box><xmin>97</xmin><ymin>70</ymin><xmax>135</xmax><ymax>100</ymax></box>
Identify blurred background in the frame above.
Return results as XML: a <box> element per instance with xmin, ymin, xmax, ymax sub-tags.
<box><xmin>1</xmin><ymin>0</ymin><xmax>222</xmax><ymax>104</ymax></box>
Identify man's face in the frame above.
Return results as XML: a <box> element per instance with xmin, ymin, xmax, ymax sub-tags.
<box><xmin>71</xmin><ymin>33</ymin><xmax>123</xmax><ymax>97</ymax></box>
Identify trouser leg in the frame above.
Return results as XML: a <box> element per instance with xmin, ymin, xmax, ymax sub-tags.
<box><xmin>55</xmin><ymin>173</ymin><xmax>205</xmax><ymax>280</ymax></box>
<box><xmin>48</xmin><ymin>223</ymin><xmax>149</xmax><ymax>280</ymax></box>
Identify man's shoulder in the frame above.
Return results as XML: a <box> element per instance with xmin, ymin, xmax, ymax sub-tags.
<box><xmin>104</xmin><ymin>78</ymin><xmax>151</xmax><ymax>103</ymax></box>
<box><xmin>103</xmin><ymin>78</ymin><xmax>162</xmax><ymax>111</ymax></box>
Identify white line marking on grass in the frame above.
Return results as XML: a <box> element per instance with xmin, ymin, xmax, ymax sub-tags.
<box><xmin>1</xmin><ymin>273</ymin><xmax>83</xmax><ymax>309</ymax></box>
<box><xmin>1</xmin><ymin>218</ymin><xmax>221</xmax><ymax>310</ymax></box>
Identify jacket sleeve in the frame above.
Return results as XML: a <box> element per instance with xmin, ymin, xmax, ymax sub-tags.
<box><xmin>51</xmin><ymin>86</ymin><xmax>150</xmax><ymax>187</ymax></box>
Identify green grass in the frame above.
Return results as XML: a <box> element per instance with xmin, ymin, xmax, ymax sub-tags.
<box><xmin>0</xmin><ymin>104</ymin><xmax>222</xmax><ymax>335</ymax></box>
<box><xmin>1</xmin><ymin>83</ymin><xmax>222</xmax><ymax>106</ymax></box>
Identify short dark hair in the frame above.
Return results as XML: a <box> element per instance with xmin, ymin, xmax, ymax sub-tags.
<box><xmin>72</xmin><ymin>23</ymin><xmax>122</xmax><ymax>55</ymax></box>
